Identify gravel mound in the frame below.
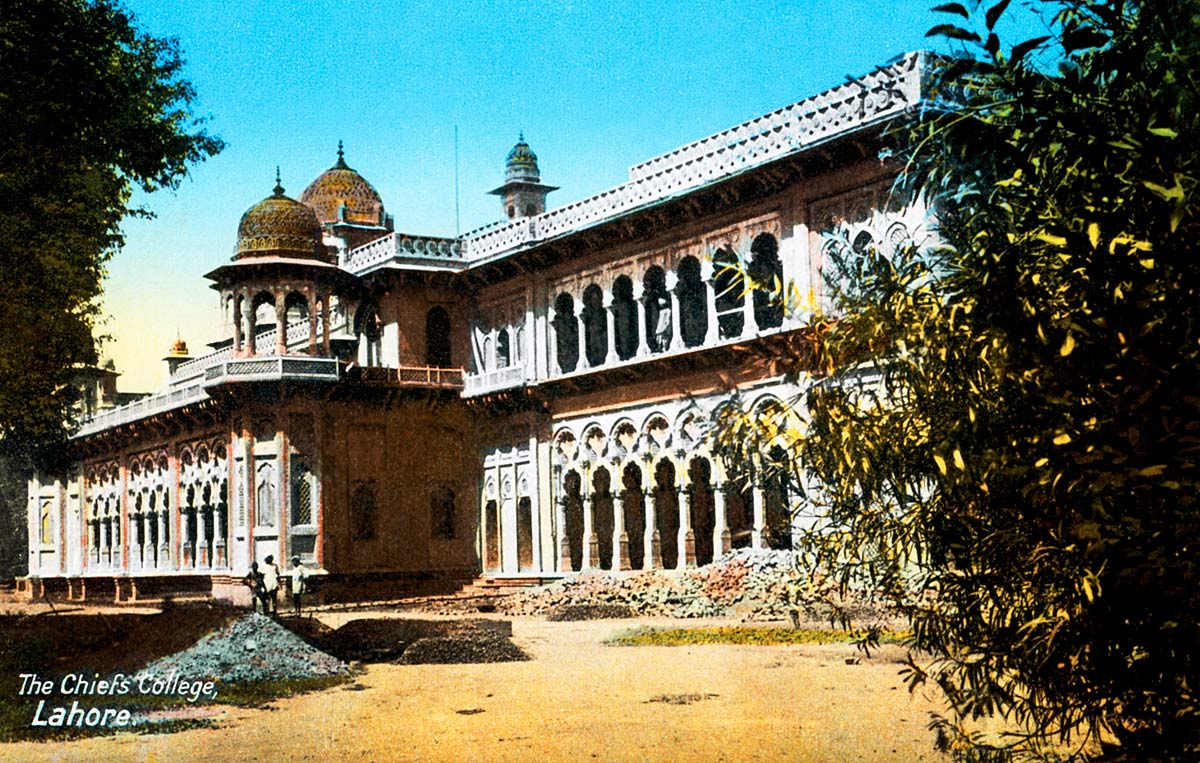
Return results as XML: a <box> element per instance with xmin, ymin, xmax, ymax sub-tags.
<box><xmin>398</xmin><ymin>632</ymin><xmax>529</xmax><ymax>664</ymax></box>
<box><xmin>546</xmin><ymin>603</ymin><xmax>638</xmax><ymax>621</ymax></box>
<box><xmin>139</xmin><ymin>613</ymin><xmax>348</xmax><ymax>684</ymax></box>
<box><xmin>501</xmin><ymin>549</ymin><xmax>887</xmax><ymax>621</ymax></box>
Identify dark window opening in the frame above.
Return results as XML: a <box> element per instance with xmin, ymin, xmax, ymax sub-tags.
<box><xmin>677</xmin><ymin>256</ymin><xmax>707</xmax><ymax>347</ymax></box>
<box><xmin>622</xmin><ymin>464</ymin><xmax>646</xmax><ymax>570</ymax></box>
<box><xmin>592</xmin><ymin>467</ymin><xmax>614</xmax><ymax>570</ymax></box>
<box><xmin>643</xmin><ymin>266</ymin><xmax>671</xmax><ymax>352</ymax></box>
<box><xmin>750</xmin><ymin>234</ymin><xmax>784</xmax><ymax>330</ymax></box>
<box><xmin>552</xmin><ymin>293</ymin><xmax>579</xmax><ymax>373</ymax></box>
<box><xmin>654</xmin><ymin>459</ymin><xmax>679</xmax><ymax>569</ymax></box>
<box><xmin>712</xmin><ymin>248</ymin><xmax>744</xmax><ymax>339</ymax></box>
<box><xmin>582</xmin><ymin>284</ymin><xmax>607</xmax><ymax>367</ymax></box>
<box><xmin>425</xmin><ymin>306</ymin><xmax>452</xmax><ymax>367</ymax></box>
<box><xmin>612</xmin><ymin>276</ymin><xmax>638</xmax><ymax>360</ymax></box>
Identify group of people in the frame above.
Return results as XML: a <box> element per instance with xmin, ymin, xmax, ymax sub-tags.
<box><xmin>243</xmin><ymin>554</ymin><xmax>312</xmax><ymax>616</ymax></box>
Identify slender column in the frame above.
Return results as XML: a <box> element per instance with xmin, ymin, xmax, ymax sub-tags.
<box><xmin>246</xmin><ymin>297</ymin><xmax>258</xmax><ymax>357</ymax></box>
<box><xmin>181</xmin><ymin>508</ymin><xmax>191</xmax><ymax>568</ymax></box>
<box><xmin>678</xmin><ymin>483</ymin><xmax>695</xmax><ymax>569</ymax></box>
<box><xmin>582</xmin><ymin>475</ymin><xmax>597</xmax><ymax>569</ymax></box>
<box><xmin>613</xmin><ymin>473</ymin><xmax>629</xmax><ymax>570</ymax></box>
<box><xmin>557</xmin><ymin>495</ymin><xmax>571</xmax><ymax>573</ymax></box>
<box><xmin>138</xmin><ymin>510</ymin><xmax>148</xmax><ymax>572</ymax></box>
<box><xmin>158</xmin><ymin>498</ymin><xmax>170</xmax><ymax>567</ymax></box>
<box><xmin>702</xmin><ymin>262</ymin><xmax>720</xmax><ymax>344</ymax></box>
<box><xmin>197</xmin><ymin>506</ymin><xmax>209</xmax><ymax>568</ymax></box>
<box><xmin>668</xmin><ymin>274</ymin><xmax>685</xmax><ymax>352</ymax></box>
<box><xmin>644</xmin><ymin>488</ymin><xmax>661</xmax><ymax>569</ymax></box>
<box><xmin>751</xmin><ymin>484</ymin><xmax>766</xmax><ymax>549</ymax></box>
<box><xmin>742</xmin><ymin>282</ymin><xmax>757</xmax><ymax>339</ymax></box>
<box><xmin>633</xmin><ymin>283</ymin><xmax>650</xmax><ymax>358</ymax></box>
<box><xmin>604</xmin><ymin>292</ymin><xmax>619</xmax><ymax>365</ymax></box>
<box><xmin>214</xmin><ymin>507</ymin><xmax>226</xmax><ymax>568</ymax></box>
<box><xmin>232</xmin><ymin>293</ymin><xmax>243</xmax><ymax>353</ymax></box>
<box><xmin>547</xmin><ymin>316</ymin><xmax>560</xmax><ymax>376</ymax></box>
<box><xmin>577</xmin><ymin>309</ymin><xmax>590</xmax><ymax>370</ymax></box>
<box><xmin>275</xmin><ymin>291</ymin><xmax>287</xmax><ymax>355</ymax></box>
<box><xmin>321</xmin><ymin>291</ymin><xmax>332</xmax><ymax>355</ymax></box>
<box><xmin>307</xmin><ymin>291</ymin><xmax>318</xmax><ymax>356</ymax></box>
<box><xmin>713</xmin><ymin>482</ymin><xmax>731</xmax><ymax>556</ymax></box>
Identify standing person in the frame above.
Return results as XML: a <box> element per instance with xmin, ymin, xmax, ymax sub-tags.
<box><xmin>288</xmin><ymin>555</ymin><xmax>310</xmax><ymax>616</ymax></box>
<box><xmin>242</xmin><ymin>561</ymin><xmax>265</xmax><ymax>614</ymax></box>
<box><xmin>261</xmin><ymin>555</ymin><xmax>280</xmax><ymax>616</ymax></box>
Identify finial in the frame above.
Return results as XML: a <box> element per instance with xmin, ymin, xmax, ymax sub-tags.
<box><xmin>335</xmin><ymin>140</ymin><xmax>348</xmax><ymax>169</ymax></box>
<box><xmin>273</xmin><ymin>166</ymin><xmax>284</xmax><ymax>196</ymax></box>
<box><xmin>518</xmin><ymin>131</ymin><xmax>525</xmax><ymax>142</ymax></box>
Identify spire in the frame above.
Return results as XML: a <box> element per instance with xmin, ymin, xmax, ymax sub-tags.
<box><xmin>272</xmin><ymin>166</ymin><xmax>285</xmax><ymax>196</ymax></box>
<box><xmin>335</xmin><ymin>140</ymin><xmax>348</xmax><ymax>169</ymax></box>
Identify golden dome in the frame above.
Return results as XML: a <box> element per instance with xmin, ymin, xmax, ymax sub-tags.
<box><xmin>300</xmin><ymin>142</ymin><xmax>384</xmax><ymax>226</ymax></box>
<box><xmin>168</xmin><ymin>337</ymin><xmax>189</xmax><ymax>357</ymax></box>
<box><xmin>235</xmin><ymin>173</ymin><xmax>327</xmax><ymax>261</ymax></box>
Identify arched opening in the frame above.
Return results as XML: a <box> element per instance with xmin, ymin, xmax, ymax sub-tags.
<box><xmin>354</xmin><ymin>301</ymin><xmax>383</xmax><ymax>367</ymax></box>
<box><xmin>722</xmin><ymin>459</ymin><xmax>753</xmax><ymax>549</ymax></box>
<box><xmin>621</xmin><ymin>463</ymin><xmax>645</xmax><ymax>570</ymax></box>
<box><xmin>689</xmin><ymin>457</ymin><xmax>716</xmax><ymax>566</ymax></box>
<box><xmin>582</xmin><ymin>284</ymin><xmax>607</xmax><ymax>367</ymax></box>
<box><xmin>496</xmin><ymin>328</ymin><xmax>511</xmax><ymax>368</ymax></box>
<box><xmin>516</xmin><ymin>497</ymin><xmax>534</xmax><ymax>572</ymax></box>
<box><xmin>592</xmin><ymin>467</ymin><xmax>614</xmax><ymax>570</ymax></box>
<box><xmin>291</xmin><ymin>460</ymin><xmax>315</xmax><ymax>526</ymax></box>
<box><xmin>643</xmin><ymin>266</ymin><xmax>671</xmax><ymax>352</ymax></box>
<box><xmin>255</xmin><ymin>463</ymin><xmax>276</xmax><ymax>528</ymax></box>
<box><xmin>712</xmin><ymin>248</ymin><xmax>744</xmax><ymax>339</ymax></box>
<box><xmin>425</xmin><ymin>306</ymin><xmax>452</xmax><ymax>367</ymax></box>
<box><xmin>763</xmin><ymin>444</ymin><xmax>792</xmax><ymax>549</ymax></box>
<box><xmin>247</xmin><ymin>290</ymin><xmax>275</xmax><ymax>353</ymax></box>
<box><xmin>484</xmin><ymin>499</ymin><xmax>501</xmax><ymax>571</ymax></box>
<box><xmin>552</xmin><ymin>293</ymin><xmax>579</xmax><ymax>373</ymax></box>
<box><xmin>750</xmin><ymin>234</ymin><xmax>784</xmax><ymax>330</ymax></box>
<box><xmin>654</xmin><ymin>459</ymin><xmax>679</xmax><ymax>569</ymax></box>
<box><xmin>285</xmin><ymin>291</ymin><xmax>308</xmax><ymax>326</ymax></box>
<box><xmin>677</xmin><ymin>256</ymin><xmax>707</xmax><ymax>347</ymax></box>
<box><xmin>612</xmin><ymin>275</ymin><xmax>638</xmax><ymax>360</ymax></box>
<box><xmin>563</xmin><ymin>470</ymin><xmax>584</xmax><ymax>572</ymax></box>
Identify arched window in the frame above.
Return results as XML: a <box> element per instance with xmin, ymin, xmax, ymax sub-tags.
<box><xmin>750</xmin><ymin>234</ymin><xmax>784</xmax><ymax>330</ymax></box>
<box><xmin>496</xmin><ymin>328</ymin><xmax>511</xmax><ymax>368</ymax></box>
<box><xmin>291</xmin><ymin>461</ymin><xmax>315</xmax><ymax>527</ymax></box>
<box><xmin>352</xmin><ymin>481</ymin><xmax>378</xmax><ymax>540</ymax></box>
<box><xmin>425</xmin><ymin>307</ymin><xmax>452</xmax><ymax>367</ymax></box>
<box><xmin>251</xmin><ymin>291</ymin><xmax>275</xmax><ymax>329</ymax></box>
<box><xmin>643</xmin><ymin>266</ymin><xmax>671</xmax><ymax>352</ymax></box>
<box><xmin>431</xmin><ymin>484</ymin><xmax>456</xmax><ymax>539</ymax></box>
<box><xmin>592</xmin><ymin>467</ymin><xmax>614</xmax><ymax>570</ymax></box>
<box><xmin>654</xmin><ymin>459</ymin><xmax>679</xmax><ymax>569</ymax></box>
<box><xmin>712</xmin><ymin>248</ymin><xmax>744</xmax><ymax>339</ymax></box>
<box><xmin>612</xmin><ymin>276</ymin><xmax>638</xmax><ymax>360</ymax></box>
<box><xmin>354</xmin><ymin>301</ymin><xmax>383</xmax><ymax>367</ymax></box>
<box><xmin>552</xmin><ymin>293</ymin><xmax>579</xmax><ymax>373</ymax></box>
<box><xmin>516</xmin><ymin>497</ymin><xmax>534</xmax><ymax>572</ymax></box>
<box><xmin>688</xmin><ymin>457</ymin><xmax>715</xmax><ymax>566</ymax></box>
<box><xmin>621</xmin><ymin>464</ymin><xmax>645</xmax><ymax>570</ymax></box>
<box><xmin>582</xmin><ymin>284</ymin><xmax>607</xmax><ymax>367</ymax></box>
<box><xmin>285</xmin><ymin>291</ymin><xmax>308</xmax><ymax>325</ymax></box>
<box><xmin>676</xmin><ymin>256</ymin><xmax>707</xmax><ymax>347</ymax></box>
<box><xmin>563</xmin><ymin>470</ymin><xmax>584</xmax><ymax>572</ymax></box>
<box><xmin>255</xmin><ymin>463</ymin><xmax>277</xmax><ymax>528</ymax></box>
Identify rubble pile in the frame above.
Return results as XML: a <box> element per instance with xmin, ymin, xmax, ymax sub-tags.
<box><xmin>502</xmin><ymin>549</ymin><xmax>832</xmax><ymax>620</ymax></box>
<box><xmin>318</xmin><ymin>618</ymin><xmax>528</xmax><ymax>665</ymax></box>
<box><xmin>140</xmin><ymin>613</ymin><xmax>349</xmax><ymax>684</ymax></box>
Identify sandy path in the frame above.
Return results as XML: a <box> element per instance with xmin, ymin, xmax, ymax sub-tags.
<box><xmin>1</xmin><ymin>616</ymin><xmax>945</xmax><ymax>763</ymax></box>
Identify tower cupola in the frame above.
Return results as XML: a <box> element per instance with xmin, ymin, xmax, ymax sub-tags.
<box><xmin>488</xmin><ymin>133</ymin><xmax>558</xmax><ymax>221</ymax></box>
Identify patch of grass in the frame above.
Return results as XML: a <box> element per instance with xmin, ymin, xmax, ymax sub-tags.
<box><xmin>609</xmin><ymin>626</ymin><xmax>911</xmax><ymax>647</ymax></box>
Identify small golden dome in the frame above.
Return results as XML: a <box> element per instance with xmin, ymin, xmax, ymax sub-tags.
<box><xmin>235</xmin><ymin>171</ymin><xmax>327</xmax><ymax>261</ymax></box>
<box><xmin>300</xmin><ymin>142</ymin><xmax>384</xmax><ymax>226</ymax></box>
<box><xmin>168</xmin><ymin>337</ymin><xmax>189</xmax><ymax>357</ymax></box>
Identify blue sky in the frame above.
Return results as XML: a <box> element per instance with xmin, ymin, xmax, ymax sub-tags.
<box><xmin>104</xmin><ymin>0</ymin><xmax>1051</xmax><ymax>390</ymax></box>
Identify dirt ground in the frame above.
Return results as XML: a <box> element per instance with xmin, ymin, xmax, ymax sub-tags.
<box><xmin>0</xmin><ymin>611</ymin><xmax>947</xmax><ymax>763</ymax></box>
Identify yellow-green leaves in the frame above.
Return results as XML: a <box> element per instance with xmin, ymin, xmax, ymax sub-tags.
<box><xmin>1060</xmin><ymin>333</ymin><xmax>1075</xmax><ymax>357</ymax></box>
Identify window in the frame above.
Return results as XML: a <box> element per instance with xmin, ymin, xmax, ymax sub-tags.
<box><xmin>255</xmin><ymin>464</ymin><xmax>277</xmax><ymax>528</ymax></box>
<box><xmin>291</xmin><ymin>462</ymin><xmax>315</xmax><ymax>526</ymax></box>
<box><xmin>750</xmin><ymin>234</ymin><xmax>784</xmax><ymax>330</ymax></box>
<box><xmin>496</xmin><ymin>328</ymin><xmax>511</xmax><ymax>368</ymax></box>
<box><xmin>677</xmin><ymin>256</ymin><xmax>707</xmax><ymax>347</ymax></box>
<box><xmin>712</xmin><ymin>248</ymin><xmax>744</xmax><ymax>338</ymax></box>
<box><xmin>552</xmin><ymin>293</ymin><xmax>579</xmax><ymax>372</ymax></box>
<box><xmin>643</xmin><ymin>266</ymin><xmax>671</xmax><ymax>352</ymax></box>
<box><xmin>582</xmin><ymin>285</ymin><xmax>607</xmax><ymax>367</ymax></box>
<box><xmin>612</xmin><ymin>276</ymin><xmax>638</xmax><ymax>360</ymax></box>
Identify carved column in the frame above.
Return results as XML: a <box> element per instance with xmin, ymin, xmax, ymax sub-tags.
<box><xmin>275</xmin><ymin>291</ymin><xmax>288</xmax><ymax>355</ymax></box>
<box><xmin>307</xmin><ymin>290</ymin><xmax>318</xmax><ymax>357</ymax></box>
<box><xmin>321</xmin><ymin>290</ymin><xmax>332</xmax><ymax>355</ymax></box>
<box><xmin>246</xmin><ymin>296</ymin><xmax>258</xmax><ymax>357</ymax></box>
<box><xmin>214</xmin><ymin>505</ymin><xmax>226</xmax><ymax>568</ymax></box>
<box><xmin>742</xmin><ymin>282</ymin><xmax>757</xmax><ymax>340</ymax></box>
<box><xmin>613</xmin><ymin>468</ymin><xmax>628</xmax><ymax>570</ymax></box>
<box><xmin>197</xmin><ymin>505</ymin><xmax>209</xmax><ymax>568</ymax></box>
<box><xmin>633</xmin><ymin>283</ymin><xmax>650</xmax><ymax>358</ymax></box>
<box><xmin>668</xmin><ymin>273</ymin><xmax>685</xmax><ymax>352</ymax></box>
<box><xmin>678</xmin><ymin>483</ymin><xmax>695</xmax><ymax>570</ymax></box>
<box><xmin>232</xmin><ymin>293</ymin><xmax>243</xmax><ymax>353</ymax></box>
<box><xmin>557</xmin><ymin>495</ymin><xmax>571</xmax><ymax>573</ymax></box>
<box><xmin>604</xmin><ymin>291</ymin><xmax>619</xmax><ymax>365</ymax></box>
<box><xmin>158</xmin><ymin>498</ymin><xmax>170</xmax><ymax>568</ymax></box>
<box><xmin>702</xmin><ymin>261</ymin><xmax>720</xmax><ymax>344</ymax></box>
<box><xmin>547</xmin><ymin>313</ymin><xmax>560</xmax><ymax>376</ymax></box>
<box><xmin>180</xmin><ymin>508</ymin><xmax>191</xmax><ymax>568</ymax></box>
<box><xmin>714</xmin><ymin>482</ymin><xmax>731</xmax><ymax>556</ymax></box>
<box><xmin>751</xmin><ymin>484</ymin><xmax>765</xmax><ymax>549</ymax></box>
<box><xmin>577</xmin><ymin>307</ymin><xmax>590</xmax><ymax>370</ymax></box>
<box><xmin>644</xmin><ymin>488</ymin><xmax>661</xmax><ymax>569</ymax></box>
<box><xmin>582</xmin><ymin>473</ymin><xmax>598</xmax><ymax>569</ymax></box>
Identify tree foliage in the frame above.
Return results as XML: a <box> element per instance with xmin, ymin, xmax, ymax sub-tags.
<box><xmin>0</xmin><ymin>0</ymin><xmax>223</xmax><ymax>458</ymax></box>
<box><xmin>718</xmin><ymin>1</ymin><xmax>1199</xmax><ymax>760</ymax></box>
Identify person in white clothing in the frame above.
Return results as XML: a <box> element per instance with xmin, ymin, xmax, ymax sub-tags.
<box><xmin>261</xmin><ymin>555</ymin><xmax>280</xmax><ymax>616</ymax></box>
